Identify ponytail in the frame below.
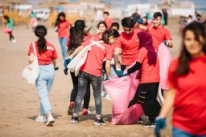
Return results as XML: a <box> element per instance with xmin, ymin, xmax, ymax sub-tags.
<box><xmin>35</xmin><ymin>25</ymin><xmax>47</xmax><ymax>53</ymax></box>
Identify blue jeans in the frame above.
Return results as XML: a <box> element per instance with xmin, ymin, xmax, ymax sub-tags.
<box><xmin>173</xmin><ymin>127</ymin><xmax>206</xmax><ymax>137</ymax></box>
<box><xmin>58</xmin><ymin>37</ymin><xmax>68</xmax><ymax>59</ymax></box>
<box><xmin>35</xmin><ymin>64</ymin><xmax>55</xmax><ymax>115</ymax></box>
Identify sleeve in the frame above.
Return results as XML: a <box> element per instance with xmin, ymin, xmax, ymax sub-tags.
<box><xmin>164</xmin><ymin>28</ymin><xmax>172</xmax><ymax>40</ymax></box>
<box><xmin>106</xmin><ymin>45</ymin><xmax>113</xmax><ymax>60</ymax></box>
<box><xmin>27</xmin><ymin>43</ymin><xmax>34</xmax><ymax>56</ymax></box>
<box><xmin>136</xmin><ymin>48</ymin><xmax>147</xmax><ymax>64</ymax></box>
<box><xmin>127</xmin><ymin>62</ymin><xmax>142</xmax><ymax>74</ymax></box>
<box><xmin>115</xmin><ymin>36</ymin><xmax>122</xmax><ymax>48</ymax></box>
<box><xmin>167</xmin><ymin>59</ymin><xmax>178</xmax><ymax>89</ymax></box>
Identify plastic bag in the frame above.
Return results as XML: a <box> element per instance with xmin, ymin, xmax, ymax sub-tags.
<box><xmin>22</xmin><ymin>43</ymin><xmax>39</xmax><ymax>84</ymax></box>
<box><xmin>158</xmin><ymin>43</ymin><xmax>172</xmax><ymax>90</ymax></box>
<box><xmin>67</xmin><ymin>40</ymin><xmax>103</xmax><ymax>76</ymax></box>
<box><xmin>103</xmin><ymin>71</ymin><xmax>144</xmax><ymax>125</ymax></box>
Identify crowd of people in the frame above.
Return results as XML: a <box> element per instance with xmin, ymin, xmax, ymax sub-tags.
<box><xmin>3</xmin><ymin>9</ymin><xmax>206</xmax><ymax>136</ymax></box>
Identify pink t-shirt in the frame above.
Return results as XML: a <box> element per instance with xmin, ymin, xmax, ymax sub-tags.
<box><xmin>57</xmin><ymin>20</ymin><xmax>70</xmax><ymax>38</ymax></box>
<box><xmin>136</xmin><ymin>47</ymin><xmax>159</xmax><ymax>83</ymax></box>
<box><xmin>80</xmin><ymin>39</ymin><xmax>113</xmax><ymax>76</ymax></box>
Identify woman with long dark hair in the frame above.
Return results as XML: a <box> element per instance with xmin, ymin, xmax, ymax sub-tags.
<box><xmin>65</xmin><ymin>20</ymin><xmax>91</xmax><ymax>116</ymax></box>
<box><xmin>55</xmin><ymin>12</ymin><xmax>70</xmax><ymax>59</ymax></box>
<box><xmin>3</xmin><ymin>15</ymin><xmax>16</xmax><ymax>43</ymax></box>
<box><xmin>124</xmin><ymin>31</ymin><xmax>161</xmax><ymax>127</ymax></box>
<box><xmin>27</xmin><ymin>25</ymin><xmax>58</xmax><ymax>126</ymax></box>
<box><xmin>67</xmin><ymin>29</ymin><xmax>119</xmax><ymax>125</ymax></box>
<box><xmin>93</xmin><ymin>21</ymin><xmax>107</xmax><ymax>40</ymax></box>
<box><xmin>155</xmin><ymin>21</ymin><xmax>206</xmax><ymax>136</ymax></box>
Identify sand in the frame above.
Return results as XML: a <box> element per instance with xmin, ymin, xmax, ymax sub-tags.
<box><xmin>0</xmin><ymin>18</ymin><xmax>181</xmax><ymax>137</ymax></box>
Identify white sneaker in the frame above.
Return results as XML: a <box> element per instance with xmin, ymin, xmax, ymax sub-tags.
<box><xmin>12</xmin><ymin>39</ymin><xmax>16</xmax><ymax>43</ymax></box>
<box><xmin>46</xmin><ymin>115</ymin><xmax>55</xmax><ymax>126</ymax></box>
<box><xmin>35</xmin><ymin>115</ymin><xmax>47</xmax><ymax>123</ymax></box>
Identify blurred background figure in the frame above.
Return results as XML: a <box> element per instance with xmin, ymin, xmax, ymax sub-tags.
<box><xmin>29</xmin><ymin>11</ymin><xmax>38</xmax><ymax>32</ymax></box>
<box><xmin>103</xmin><ymin>11</ymin><xmax>113</xmax><ymax>29</ymax></box>
<box><xmin>55</xmin><ymin>12</ymin><xmax>71</xmax><ymax>60</ymax></box>
<box><xmin>3</xmin><ymin>15</ymin><xmax>16</xmax><ymax>43</ymax></box>
<box><xmin>162</xmin><ymin>8</ymin><xmax>168</xmax><ymax>26</ymax></box>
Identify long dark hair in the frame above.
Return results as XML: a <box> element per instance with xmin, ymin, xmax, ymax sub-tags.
<box><xmin>137</xmin><ymin>31</ymin><xmax>157</xmax><ymax>65</ymax></box>
<box><xmin>55</xmin><ymin>12</ymin><xmax>66</xmax><ymax>27</ymax></box>
<box><xmin>175</xmin><ymin>21</ymin><xmax>206</xmax><ymax>76</ymax></box>
<box><xmin>34</xmin><ymin>25</ymin><xmax>47</xmax><ymax>53</ymax></box>
<box><xmin>68</xmin><ymin>27</ymin><xmax>84</xmax><ymax>53</ymax></box>
<box><xmin>102</xmin><ymin>29</ymin><xmax>119</xmax><ymax>44</ymax></box>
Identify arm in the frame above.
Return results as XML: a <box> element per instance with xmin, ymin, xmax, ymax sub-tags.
<box><xmin>167</xmin><ymin>40</ymin><xmax>173</xmax><ymax>48</ymax></box>
<box><xmin>158</xmin><ymin>88</ymin><xmax>176</xmax><ymax>118</ymax></box>
<box><xmin>28</xmin><ymin>53</ymin><xmax>34</xmax><ymax>64</ymax></box>
<box><xmin>105</xmin><ymin>60</ymin><xmax>111</xmax><ymax>78</ymax></box>
<box><xmin>138</xmin><ymin>24</ymin><xmax>148</xmax><ymax>31</ymax></box>
<box><xmin>68</xmin><ymin>45</ymin><xmax>84</xmax><ymax>59</ymax></box>
<box><xmin>127</xmin><ymin>62</ymin><xmax>142</xmax><ymax>74</ymax></box>
<box><xmin>52</xmin><ymin>59</ymin><xmax>57</xmax><ymax>67</ymax></box>
<box><xmin>114</xmin><ymin>47</ymin><xmax>121</xmax><ymax>69</ymax></box>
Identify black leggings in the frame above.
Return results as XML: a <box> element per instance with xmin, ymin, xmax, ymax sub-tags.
<box><xmin>70</xmin><ymin>72</ymin><xmax>90</xmax><ymax>109</ymax></box>
<box><xmin>8</xmin><ymin>32</ymin><xmax>15</xmax><ymax>41</ymax></box>
<box><xmin>128</xmin><ymin>82</ymin><xmax>161</xmax><ymax>122</ymax></box>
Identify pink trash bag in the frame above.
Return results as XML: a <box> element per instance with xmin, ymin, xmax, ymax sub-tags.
<box><xmin>103</xmin><ymin>71</ymin><xmax>144</xmax><ymax>125</ymax></box>
<box><xmin>158</xmin><ymin>43</ymin><xmax>172</xmax><ymax>90</ymax></box>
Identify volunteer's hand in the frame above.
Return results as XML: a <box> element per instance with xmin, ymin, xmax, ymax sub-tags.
<box><xmin>154</xmin><ymin>117</ymin><xmax>166</xmax><ymax>137</ymax></box>
<box><xmin>116</xmin><ymin>69</ymin><xmax>123</xmax><ymax>77</ymax></box>
<box><xmin>64</xmin><ymin>57</ymin><xmax>72</xmax><ymax>68</ymax></box>
<box><xmin>123</xmin><ymin>73</ymin><xmax>128</xmax><ymax>76</ymax></box>
<box><xmin>54</xmin><ymin>66</ymin><xmax>59</xmax><ymax>71</ymax></box>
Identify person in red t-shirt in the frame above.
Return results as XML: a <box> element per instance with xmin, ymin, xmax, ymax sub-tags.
<box><xmin>55</xmin><ymin>12</ymin><xmax>70</xmax><ymax>59</ymax></box>
<box><xmin>93</xmin><ymin>21</ymin><xmax>108</xmax><ymax>40</ymax></box>
<box><xmin>139</xmin><ymin>12</ymin><xmax>173</xmax><ymax>50</ymax></box>
<box><xmin>66</xmin><ymin>29</ymin><xmax>118</xmax><ymax>125</ymax></box>
<box><xmin>114</xmin><ymin>17</ymin><xmax>140</xmax><ymax>76</ymax></box>
<box><xmin>122</xmin><ymin>31</ymin><xmax>160</xmax><ymax>127</ymax></box>
<box><xmin>155</xmin><ymin>22</ymin><xmax>206</xmax><ymax>137</ymax></box>
<box><xmin>103</xmin><ymin>11</ymin><xmax>113</xmax><ymax>29</ymax></box>
<box><xmin>64</xmin><ymin>20</ymin><xmax>91</xmax><ymax>116</ymax></box>
<box><xmin>27</xmin><ymin>25</ymin><xmax>58</xmax><ymax>126</ymax></box>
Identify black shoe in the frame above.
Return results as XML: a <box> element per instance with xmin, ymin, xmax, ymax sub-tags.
<box><xmin>144</xmin><ymin>121</ymin><xmax>156</xmax><ymax>128</ymax></box>
<box><xmin>71</xmin><ymin>116</ymin><xmax>79</xmax><ymax>124</ymax></box>
<box><xmin>93</xmin><ymin>117</ymin><xmax>105</xmax><ymax>126</ymax></box>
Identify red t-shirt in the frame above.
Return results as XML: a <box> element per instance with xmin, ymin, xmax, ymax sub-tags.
<box><xmin>136</xmin><ymin>47</ymin><xmax>159</xmax><ymax>83</ymax></box>
<box><xmin>27</xmin><ymin>42</ymin><xmax>58</xmax><ymax>65</ymax></box>
<box><xmin>116</xmin><ymin>30</ymin><xmax>139</xmax><ymax>66</ymax></box>
<box><xmin>80</xmin><ymin>39</ymin><xmax>113</xmax><ymax>76</ymax></box>
<box><xmin>92</xmin><ymin>33</ymin><xmax>102</xmax><ymax>41</ymax></box>
<box><xmin>104</xmin><ymin>18</ymin><xmax>113</xmax><ymax>29</ymax></box>
<box><xmin>168</xmin><ymin>56</ymin><xmax>206</xmax><ymax>135</ymax></box>
<box><xmin>148</xmin><ymin>25</ymin><xmax>172</xmax><ymax>50</ymax></box>
<box><xmin>57</xmin><ymin>20</ymin><xmax>70</xmax><ymax>38</ymax></box>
